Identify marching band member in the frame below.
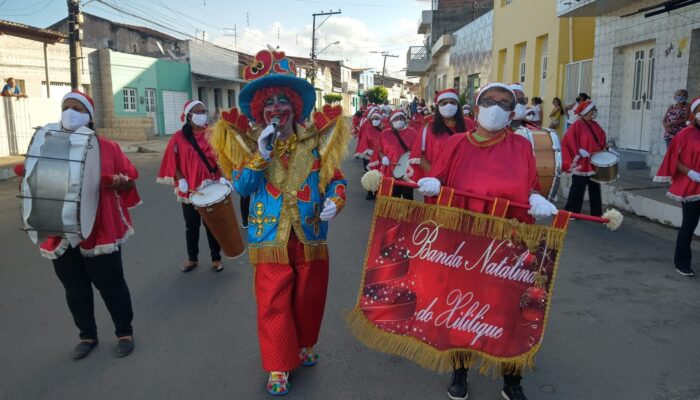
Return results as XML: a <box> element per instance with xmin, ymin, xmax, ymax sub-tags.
<box><xmin>654</xmin><ymin>96</ymin><xmax>700</xmax><ymax>277</ymax></box>
<box><xmin>356</xmin><ymin>106</ymin><xmax>385</xmax><ymax>200</ymax></box>
<box><xmin>417</xmin><ymin>83</ymin><xmax>558</xmax><ymax>400</ymax></box>
<box><xmin>508</xmin><ymin>83</ymin><xmax>539</xmax><ymax>131</ymax></box>
<box><xmin>352</xmin><ymin>107</ymin><xmax>364</xmax><ymax>137</ymax></box>
<box><xmin>409</xmin><ymin>88</ymin><xmax>476</xmax><ymax>188</ymax></box>
<box><xmin>462</xmin><ymin>104</ymin><xmax>473</xmax><ymax>122</ymax></box>
<box><xmin>210</xmin><ymin>48</ymin><xmax>349</xmax><ymax>396</ymax></box>
<box><xmin>368</xmin><ymin>109</ymin><xmax>418</xmax><ymax>199</ymax></box>
<box><xmin>157</xmin><ymin>100</ymin><xmax>225</xmax><ymax>272</ymax></box>
<box><xmin>15</xmin><ymin>91</ymin><xmax>140</xmax><ymax>359</ymax></box>
<box><xmin>561</xmin><ymin>99</ymin><xmax>608</xmax><ymax>217</ymax></box>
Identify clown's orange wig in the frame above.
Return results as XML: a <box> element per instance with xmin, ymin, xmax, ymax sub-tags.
<box><xmin>250</xmin><ymin>86</ymin><xmax>304</xmax><ymax>124</ymax></box>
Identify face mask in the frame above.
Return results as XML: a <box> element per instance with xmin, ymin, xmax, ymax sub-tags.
<box><xmin>676</xmin><ymin>96</ymin><xmax>687</xmax><ymax>103</ymax></box>
<box><xmin>371</xmin><ymin>118</ymin><xmax>382</xmax><ymax>127</ymax></box>
<box><xmin>392</xmin><ymin>120</ymin><xmax>405</xmax><ymax>130</ymax></box>
<box><xmin>513</xmin><ymin>103</ymin><xmax>527</xmax><ymax>120</ymax></box>
<box><xmin>423</xmin><ymin>109</ymin><xmax>430</xmax><ymax>115</ymax></box>
<box><xmin>439</xmin><ymin>104</ymin><xmax>458</xmax><ymax>118</ymax></box>
<box><xmin>191</xmin><ymin>113</ymin><xmax>208</xmax><ymax>127</ymax></box>
<box><xmin>477</xmin><ymin>105</ymin><xmax>512</xmax><ymax>132</ymax></box>
<box><xmin>61</xmin><ymin>109</ymin><xmax>90</xmax><ymax>131</ymax></box>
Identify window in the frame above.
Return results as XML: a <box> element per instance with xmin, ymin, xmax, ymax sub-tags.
<box><xmin>453</xmin><ymin>77</ymin><xmax>460</xmax><ymax>94</ymax></box>
<box><xmin>502</xmin><ymin>0</ymin><xmax>513</xmax><ymax>5</ymax></box>
<box><xmin>564</xmin><ymin>59</ymin><xmax>592</xmax><ymax>104</ymax></box>
<box><xmin>197</xmin><ymin>86</ymin><xmax>208</xmax><ymax>108</ymax></box>
<box><xmin>539</xmin><ymin>37</ymin><xmax>548</xmax><ymax>99</ymax></box>
<box><xmin>123</xmin><ymin>88</ymin><xmax>137</xmax><ymax>112</ymax></box>
<box><xmin>227</xmin><ymin>89</ymin><xmax>236</xmax><ymax>108</ymax></box>
<box><xmin>646</xmin><ymin>48</ymin><xmax>655</xmax><ymax>110</ymax></box>
<box><xmin>498</xmin><ymin>49</ymin><xmax>507</xmax><ymax>81</ymax></box>
<box><xmin>144</xmin><ymin>89</ymin><xmax>156</xmax><ymax>112</ymax></box>
<box><xmin>214</xmin><ymin>88</ymin><xmax>222</xmax><ymax>109</ymax></box>
<box><xmin>519</xmin><ymin>44</ymin><xmax>527</xmax><ymax>83</ymax></box>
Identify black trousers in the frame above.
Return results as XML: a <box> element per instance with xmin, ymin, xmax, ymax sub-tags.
<box><xmin>182</xmin><ymin>203</ymin><xmax>221</xmax><ymax>262</ymax></box>
<box><xmin>675</xmin><ymin>201</ymin><xmax>700</xmax><ymax>269</ymax></box>
<box><xmin>392</xmin><ymin>185</ymin><xmax>414</xmax><ymax>200</ymax></box>
<box><xmin>240</xmin><ymin>196</ymin><xmax>250</xmax><ymax>226</ymax></box>
<box><xmin>453</xmin><ymin>367</ymin><xmax>521</xmax><ymax>387</ymax></box>
<box><xmin>52</xmin><ymin>246</ymin><xmax>133</xmax><ymax>340</ymax></box>
<box><xmin>564</xmin><ymin>174</ymin><xmax>602</xmax><ymax>216</ymax></box>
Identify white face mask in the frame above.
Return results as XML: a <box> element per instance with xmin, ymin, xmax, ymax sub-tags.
<box><xmin>513</xmin><ymin>103</ymin><xmax>527</xmax><ymax>120</ymax></box>
<box><xmin>477</xmin><ymin>105</ymin><xmax>512</xmax><ymax>132</ymax></box>
<box><xmin>371</xmin><ymin>118</ymin><xmax>382</xmax><ymax>127</ymax></box>
<box><xmin>191</xmin><ymin>113</ymin><xmax>208</xmax><ymax>127</ymax></box>
<box><xmin>61</xmin><ymin>109</ymin><xmax>90</xmax><ymax>131</ymax></box>
<box><xmin>392</xmin><ymin>120</ymin><xmax>405</xmax><ymax>130</ymax></box>
<box><xmin>439</xmin><ymin>104</ymin><xmax>458</xmax><ymax>119</ymax></box>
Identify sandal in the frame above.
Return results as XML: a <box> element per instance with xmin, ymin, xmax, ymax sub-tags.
<box><xmin>181</xmin><ymin>261</ymin><xmax>198</xmax><ymax>273</ymax></box>
<box><xmin>267</xmin><ymin>371</ymin><xmax>290</xmax><ymax>396</ymax></box>
<box><xmin>212</xmin><ymin>261</ymin><xmax>223</xmax><ymax>272</ymax></box>
<box><xmin>299</xmin><ymin>347</ymin><xmax>318</xmax><ymax>366</ymax></box>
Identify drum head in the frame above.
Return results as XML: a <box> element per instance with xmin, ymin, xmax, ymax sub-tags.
<box><xmin>591</xmin><ymin>151</ymin><xmax>618</xmax><ymax>166</ymax></box>
<box><xmin>190</xmin><ymin>183</ymin><xmax>231</xmax><ymax>207</ymax></box>
<box><xmin>79</xmin><ymin>130</ymin><xmax>101</xmax><ymax>239</ymax></box>
<box><xmin>392</xmin><ymin>152</ymin><xmax>411</xmax><ymax>179</ymax></box>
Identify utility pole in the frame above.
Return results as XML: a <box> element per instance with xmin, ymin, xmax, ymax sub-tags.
<box><xmin>310</xmin><ymin>9</ymin><xmax>341</xmax><ymax>86</ymax></box>
<box><xmin>67</xmin><ymin>0</ymin><xmax>82</xmax><ymax>90</ymax></box>
<box><xmin>223</xmin><ymin>25</ymin><xmax>237</xmax><ymax>50</ymax></box>
<box><xmin>371</xmin><ymin>51</ymin><xmax>399</xmax><ymax>87</ymax></box>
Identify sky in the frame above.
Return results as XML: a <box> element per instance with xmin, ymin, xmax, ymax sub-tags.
<box><xmin>1</xmin><ymin>0</ymin><xmax>429</xmax><ymax>78</ymax></box>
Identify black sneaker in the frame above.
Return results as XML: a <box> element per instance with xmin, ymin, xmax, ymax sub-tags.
<box><xmin>71</xmin><ymin>339</ymin><xmax>98</xmax><ymax>359</ymax></box>
<box><xmin>447</xmin><ymin>368</ymin><xmax>468</xmax><ymax>400</ymax></box>
<box><xmin>502</xmin><ymin>384</ymin><xmax>528</xmax><ymax>400</ymax></box>
<box><xmin>115</xmin><ymin>338</ymin><xmax>135</xmax><ymax>357</ymax></box>
<box><xmin>366</xmin><ymin>191</ymin><xmax>376</xmax><ymax>200</ymax></box>
<box><xmin>676</xmin><ymin>265</ymin><xmax>696</xmax><ymax>277</ymax></box>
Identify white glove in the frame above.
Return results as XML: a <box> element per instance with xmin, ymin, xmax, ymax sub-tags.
<box><xmin>219</xmin><ymin>176</ymin><xmax>233</xmax><ymax>189</ymax></box>
<box><xmin>578</xmin><ymin>149</ymin><xmax>590</xmax><ymax>158</ymax></box>
<box><xmin>257</xmin><ymin>124</ymin><xmax>277</xmax><ymax>160</ymax></box>
<box><xmin>528</xmin><ymin>193</ymin><xmax>559</xmax><ymax>219</ymax></box>
<box><xmin>319</xmin><ymin>198</ymin><xmax>337</xmax><ymax>221</ymax></box>
<box><xmin>381</xmin><ymin>156</ymin><xmax>390</xmax><ymax>166</ymax></box>
<box><xmin>417</xmin><ymin>177</ymin><xmax>441</xmax><ymax>197</ymax></box>
<box><xmin>178</xmin><ymin>178</ymin><xmax>188</xmax><ymax>193</ymax></box>
<box><xmin>367</xmin><ymin>149</ymin><xmax>374</xmax><ymax>156</ymax></box>
<box><xmin>688</xmin><ymin>170</ymin><xmax>700</xmax><ymax>183</ymax></box>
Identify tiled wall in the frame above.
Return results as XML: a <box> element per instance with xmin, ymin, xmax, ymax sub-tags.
<box><xmin>591</xmin><ymin>0</ymin><xmax>700</xmax><ymax>174</ymax></box>
<box><xmin>448</xmin><ymin>10</ymin><xmax>493</xmax><ymax>92</ymax></box>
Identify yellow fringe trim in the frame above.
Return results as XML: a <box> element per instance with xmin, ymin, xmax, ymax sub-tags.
<box><xmin>373</xmin><ymin>196</ymin><xmax>567</xmax><ymax>251</ymax></box>
<box><xmin>248</xmin><ymin>243</ymin><xmax>328</xmax><ymax>264</ymax></box>
<box><xmin>345</xmin><ymin>308</ymin><xmax>537</xmax><ymax>375</ymax></box>
<box><xmin>319</xmin><ymin>116</ymin><xmax>351</xmax><ymax>192</ymax></box>
<box><xmin>208</xmin><ymin>118</ymin><xmax>253</xmax><ymax>179</ymax></box>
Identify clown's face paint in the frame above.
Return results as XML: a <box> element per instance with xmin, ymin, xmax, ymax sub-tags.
<box><xmin>263</xmin><ymin>93</ymin><xmax>294</xmax><ymax>130</ymax></box>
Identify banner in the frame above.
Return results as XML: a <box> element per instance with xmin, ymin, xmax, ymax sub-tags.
<box><xmin>347</xmin><ymin>182</ymin><xmax>571</xmax><ymax>374</ymax></box>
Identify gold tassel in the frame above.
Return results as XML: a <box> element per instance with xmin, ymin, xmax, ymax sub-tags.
<box><xmin>303</xmin><ymin>244</ymin><xmax>328</xmax><ymax>262</ymax></box>
<box><xmin>319</xmin><ymin>116</ymin><xmax>351</xmax><ymax>192</ymax></box>
<box><xmin>248</xmin><ymin>246</ymin><xmax>289</xmax><ymax>264</ymax></box>
<box><xmin>208</xmin><ymin>119</ymin><xmax>253</xmax><ymax>179</ymax></box>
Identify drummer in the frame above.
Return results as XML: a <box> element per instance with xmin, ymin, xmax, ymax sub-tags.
<box><xmin>368</xmin><ymin>109</ymin><xmax>418</xmax><ymax>199</ymax></box>
<box><xmin>157</xmin><ymin>100</ymin><xmax>227</xmax><ymax>272</ymax></box>
<box><xmin>561</xmin><ymin>99</ymin><xmax>613</xmax><ymax>217</ymax></box>
<box><xmin>508</xmin><ymin>83</ymin><xmax>539</xmax><ymax>131</ymax></box>
<box><xmin>15</xmin><ymin>90</ymin><xmax>140</xmax><ymax>359</ymax></box>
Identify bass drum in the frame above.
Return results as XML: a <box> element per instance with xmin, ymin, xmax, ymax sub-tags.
<box><xmin>514</xmin><ymin>126</ymin><xmax>562</xmax><ymax>200</ymax></box>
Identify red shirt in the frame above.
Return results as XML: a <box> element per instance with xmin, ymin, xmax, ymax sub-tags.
<box><xmin>562</xmin><ymin>119</ymin><xmax>607</xmax><ymax>175</ymax></box>
<box><xmin>355</xmin><ymin>121</ymin><xmax>384</xmax><ymax>160</ymax></box>
<box><xmin>655</xmin><ymin>125</ymin><xmax>700</xmax><ymax>201</ymax></box>
<box><xmin>368</xmin><ymin>127</ymin><xmax>418</xmax><ymax>179</ymax></box>
<box><xmin>410</xmin><ymin>117</ymin><xmax>477</xmax><ymax>181</ymax></box>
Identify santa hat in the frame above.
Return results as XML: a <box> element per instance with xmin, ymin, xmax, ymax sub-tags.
<box><xmin>508</xmin><ymin>83</ymin><xmax>525</xmax><ymax>94</ymax></box>
<box><xmin>62</xmin><ymin>90</ymin><xmax>95</xmax><ymax>119</ymax></box>
<box><xmin>687</xmin><ymin>96</ymin><xmax>700</xmax><ymax>125</ymax></box>
<box><xmin>180</xmin><ymin>100</ymin><xmax>204</xmax><ymax>122</ymax></box>
<box><xmin>389</xmin><ymin>109</ymin><xmax>406</xmax><ymax>122</ymax></box>
<box><xmin>435</xmin><ymin>88</ymin><xmax>459</xmax><ymax>104</ymax></box>
<box><xmin>575</xmin><ymin>99</ymin><xmax>596</xmax><ymax>116</ymax></box>
<box><xmin>366</xmin><ymin>106</ymin><xmax>381</xmax><ymax>120</ymax></box>
<box><xmin>462</xmin><ymin>104</ymin><xmax>471</xmax><ymax>111</ymax></box>
<box><xmin>475</xmin><ymin>83</ymin><xmax>516</xmax><ymax>106</ymax></box>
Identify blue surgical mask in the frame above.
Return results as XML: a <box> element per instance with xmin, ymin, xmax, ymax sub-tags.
<box><xmin>675</xmin><ymin>96</ymin><xmax>687</xmax><ymax>103</ymax></box>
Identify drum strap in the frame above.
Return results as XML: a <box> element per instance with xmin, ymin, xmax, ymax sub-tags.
<box><xmin>391</xmin><ymin>129</ymin><xmax>410</xmax><ymax>152</ymax></box>
<box><xmin>184</xmin><ymin>128</ymin><xmax>217</xmax><ymax>175</ymax></box>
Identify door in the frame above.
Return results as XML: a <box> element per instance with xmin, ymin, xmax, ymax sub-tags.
<box><xmin>144</xmin><ymin>88</ymin><xmax>158</xmax><ymax>135</ymax></box>
<box><xmin>619</xmin><ymin>42</ymin><xmax>655</xmax><ymax>151</ymax></box>
<box><xmin>162</xmin><ymin>90</ymin><xmax>189</xmax><ymax>135</ymax></box>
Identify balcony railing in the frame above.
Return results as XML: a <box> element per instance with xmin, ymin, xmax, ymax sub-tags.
<box><xmin>406</xmin><ymin>46</ymin><xmax>431</xmax><ymax>77</ymax></box>
<box><xmin>556</xmin><ymin>0</ymin><xmax>640</xmax><ymax>17</ymax></box>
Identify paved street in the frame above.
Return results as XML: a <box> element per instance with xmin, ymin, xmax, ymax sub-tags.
<box><xmin>1</xmin><ymin>149</ymin><xmax>700</xmax><ymax>400</ymax></box>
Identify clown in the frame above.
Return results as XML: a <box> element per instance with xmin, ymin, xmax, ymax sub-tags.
<box><xmin>209</xmin><ymin>48</ymin><xmax>349</xmax><ymax>396</ymax></box>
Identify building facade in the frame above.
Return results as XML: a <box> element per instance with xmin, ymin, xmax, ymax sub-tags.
<box><xmin>558</xmin><ymin>0</ymin><xmax>700</xmax><ymax>173</ymax></box>
<box><xmin>492</xmin><ymin>0</ymin><xmax>595</xmax><ymax>135</ymax></box>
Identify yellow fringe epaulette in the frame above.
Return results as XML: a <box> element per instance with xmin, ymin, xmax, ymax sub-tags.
<box><xmin>208</xmin><ymin>109</ymin><xmax>254</xmax><ymax>179</ymax></box>
<box><xmin>313</xmin><ymin>104</ymin><xmax>350</xmax><ymax>192</ymax></box>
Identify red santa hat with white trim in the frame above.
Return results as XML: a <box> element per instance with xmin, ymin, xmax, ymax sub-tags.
<box><xmin>62</xmin><ymin>90</ymin><xmax>95</xmax><ymax>119</ymax></box>
<box><xmin>688</xmin><ymin>96</ymin><xmax>700</xmax><ymax>126</ymax></box>
<box><xmin>475</xmin><ymin>83</ymin><xmax>516</xmax><ymax>105</ymax></box>
<box><xmin>575</xmin><ymin>99</ymin><xmax>596</xmax><ymax>116</ymax></box>
<box><xmin>389</xmin><ymin>109</ymin><xmax>406</xmax><ymax>122</ymax></box>
<box><xmin>180</xmin><ymin>100</ymin><xmax>204</xmax><ymax>122</ymax></box>
<box><xmin>508</xmin><ymin>83</ymin><xmax>525</xmax><ymax>95</ymax></box>
<box><xmin>366</xmin><ymin>106</ymin><xmax>382</xmax><ymax>120</ymax></box>
<box><xmin>434</xmin><ymin>88</ymin><xmax>459</xmax><ymax>104</ymax></box>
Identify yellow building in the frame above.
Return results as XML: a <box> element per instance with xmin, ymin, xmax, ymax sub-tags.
<box><xmin>491</xmin><ymin>0</ymin><xmax>595</xmax><ymax>134</ymax></box>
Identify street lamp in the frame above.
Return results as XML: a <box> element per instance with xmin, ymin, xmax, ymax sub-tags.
<box><xmin>316</xmin><ymin>41</ymin><xmax>340</xmax><ymax>57</ymax></box>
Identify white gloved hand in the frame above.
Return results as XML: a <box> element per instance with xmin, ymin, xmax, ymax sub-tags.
<box><xmin>219</xmin><ymin>176</ymin><xmax>233</xmax><ymax>189</ymax></box>
<box><xmin>319</xmin><ymin>198</ymin><xmax>337</xmax><ymax>221</ymax></box>
<box><xmin>578</xmin><ymin>148</ymin><xmax>590</xmax><ymax>158</ymax></box>
<box><xmin>528</xmin><ymin>193</ymin><xmax>559</xmax><ymax>219</ymax></box>
<box><xmin>257</xmin><ymin>124</ymin><xmax>277</xmax><ymax>160</ymax></box>
<box><xmin>688</xmin><ymin>170</ymin><xmax>700</xmax><ymax>183</ymax></box>
<box><xmin>417</xmin><ymin>177</ymin><xmax>441</xmax><ymax>197</ymax></box>
<box><xmin>381</xmin><ymin>156</ymin><xmax>390</xmax><ymax>166</ymax></box>
<box><xmin>178</xmin><ymin>178</ymin><xmax>188</xmax><ymax>193</ymax></box>
<box><xmin>367</xmin><ymin>149</ymin><xmax>374</xmax><ymax>156</ymax></box>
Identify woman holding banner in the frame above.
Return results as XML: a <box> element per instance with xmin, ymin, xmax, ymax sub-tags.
<box><xmin>417</xmin><ymin>83</ymin><xmax>558</xmax><ymax>400</ymax></box>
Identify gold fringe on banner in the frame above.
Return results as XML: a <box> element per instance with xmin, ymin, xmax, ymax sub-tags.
<box><xmin>248</xmin><ymin>244</ymin><xmax>328</xmax><ymax>264</ymax></box>
<box><xmin>373</xmin><ymin>196</ymin><xmax>567</xmax><ymax>251</ymax></box>
<box><xmin>345</xmin><ymin>308</ymin><xmax>538</xmax><ymax>375</ymax></box>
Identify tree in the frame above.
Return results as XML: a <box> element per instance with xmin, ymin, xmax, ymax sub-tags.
<box><xmin>323</xmin><ymin>93</ymin><xmax>343</xmax><ymax>104</ymax></box>
<box><xmin>365</xmin><ymin>86</ymin><xmax>388</xmax><ymax>105</ymax></box>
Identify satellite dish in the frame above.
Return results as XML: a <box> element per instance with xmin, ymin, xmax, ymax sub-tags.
<box><xmin>156</xmin><ymin>41</ymin><xmax>165</xmax><ymax>55</ymax></box>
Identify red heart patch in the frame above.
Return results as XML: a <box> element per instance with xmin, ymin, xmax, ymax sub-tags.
<box><xmin>322</xmin><ymin>104</ymin><xmax>342</xmax><ymax>121</ymax></box>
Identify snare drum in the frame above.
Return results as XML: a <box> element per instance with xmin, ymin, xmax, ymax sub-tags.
<box><xmin>516</xmin><ymin>127</ymin><xmax>562</xmax><ymax>200</ymax></box>
<box><xmin>21</xmin><ymin>124</ymin><xmax>101</xmax><ymax>245</ymax></box>
<box><xmin>392</xmin><ymin>152</ymin><xmax>412</xmax><ymax>180</ymax></box>
<box><xmin>190</xmin><ymin>183</ymin><xmax>245</xmax><ymax>259</ymax></box>
<box><xmin>590</xmin><ymin>151</ymin><xmax>619</xmax><ymax>184</ymax></box>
